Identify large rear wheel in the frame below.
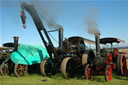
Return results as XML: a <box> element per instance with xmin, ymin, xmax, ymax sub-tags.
<box><xmin>82</xmin><ymin>53</ymin><xmax>88</xmax><ymax>66</ymax></box>
<box><xmin>117</xmin><ymin>54</ymin><xmax>127</xmax><ymax>75</ymax></box>
<box><xmin>120</xmin><ymin>55</ymin><xmax>127</xmax><ymax>75</ymax></box>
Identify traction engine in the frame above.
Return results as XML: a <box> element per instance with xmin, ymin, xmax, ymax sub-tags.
<box><xmin>85</xmin><ymin>34</ymin><xmax>127</xmax><ymax>81</ymax></box>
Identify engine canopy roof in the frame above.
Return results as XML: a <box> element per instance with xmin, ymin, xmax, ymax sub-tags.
<box><xmin>100</xmin><ymin>37</ymin><xmax>125</xmax><ymax>44</ymax></box>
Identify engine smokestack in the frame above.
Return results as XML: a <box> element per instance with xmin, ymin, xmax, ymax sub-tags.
<box><xmin>13</xmin><ymin>36</ymin><xmax>19</xmax><ymax>51</ymax></box>
<box><xmin>95</xmin><ymin>33</ymin><xmax>100</xmax><ymax>57</ymax></box>
<box><xmin>59</xmin><ymin>28</ymin><xmax>63</xmax><ymax>49</ymax></box>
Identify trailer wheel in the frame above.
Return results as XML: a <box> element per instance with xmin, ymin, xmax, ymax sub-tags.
<box><xmin>61</xmin><ymin>57</ymin><xmax>73</xmax><ymax>78</ymax></box>
<box><xmin>14</xmin><ymin>64</ymin><xmax>28</xmax><ymax>77</ymax></box>
<box><xmin>40</xmin><ymin>59</ymin><xmax>52</xmax><ymax>76</ymax></box>
<box><xmin>105</xmin><ymin>65</ymin><xmax>112</xmax><ymax>82</ymax></box>
<box><xmin>0</xmin><ymin>62</ymin><xmax>9</xmax><ymax>75</ymax></box>
<box><xmin>84</xmin><ymin>64</ymin><xmax>92</xmax><ymax>80</ymax></box>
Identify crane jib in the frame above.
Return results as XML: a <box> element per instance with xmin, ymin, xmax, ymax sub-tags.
<box><xmin>20</xmin><ymin>3</ymin><xmax>57</xmax><ymax>59</ymax></box>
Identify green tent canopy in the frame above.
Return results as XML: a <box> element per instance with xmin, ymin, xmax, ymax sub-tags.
<box><xmin>10</xmin><ymin>44</ymin><xmax>50</xmax><ymax>65</ymax></box>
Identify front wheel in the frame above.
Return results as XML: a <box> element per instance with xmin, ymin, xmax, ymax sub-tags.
<box><xmin>61</xmin><ymin>57</ymin><xmax>74</xmax><ymax>78</ymax></box>
<box><xmin>84</xmin><ymin>64</ymin><xmax>93</xmax><ymax>80</ymax></box>
<box><xmin>105</xmin><ymin>65</ymin><xmax>112</xmax><ymax>81</ymax></box>
<box><xmin>0</xmin><ymin>61</ymin><xmax>9</xmax><ymax>75</ymax></box>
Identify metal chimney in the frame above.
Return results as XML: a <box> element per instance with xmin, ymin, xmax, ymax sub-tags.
<box><xmin>95</xmin><ymin>33</ymin><xmax>100</xmax><ymax>57</ymax></box>
<box><xmin>13</xmin><ymin>36</ymin><xmax>19</xmax><ymax>51</ymax></box>
<box><xmin>59</xmin><ymin>28</ymin><xmax>63</xmax><ymax>49</ymax></box>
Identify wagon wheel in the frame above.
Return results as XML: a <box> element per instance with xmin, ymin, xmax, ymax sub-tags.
<box><xmin>120</xmin><ymin>55</ymin><xmax>127</xmax><ymax>75</ymax></box>
<box><xmin>82</xmin><ymin>53</ymin><xmax>88</xmax><ymax>66</ymax></box>
<box><xmin>14</xmin><ymin>64</ymin><xmax>28</xmax><ymax>77</ymax></box>
<box><xmin>105</xmin><ymin>65</ymin><xmax>112</xmax><ymax>82</ymax></box>
<box><xmin>0</xmin><ymin>61</ymin><xmax>9</xmax><ymax>75</ymax></box>
<box><xmin>61</xmin><ymin>57</ymin><xmax>74</xmax><ymax>78</ymax></box>
<box><xmin>84</xmin><ymin>64</ymin><xmax>93</xmax><ymax>80</ymax></box>
<box><xmin>40</xmin><ymin>59</ymin><xmax>53</xmax><ymax>76</ymax></box>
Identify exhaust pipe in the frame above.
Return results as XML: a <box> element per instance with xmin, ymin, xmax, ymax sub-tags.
<box><xmin>59</xmin><ymin>28</ymin><xmax>63</xmax><ymax>49</ymax></box>
<box><xmin>95</xmin><ymin>33</ymin><xmax>100</xmax><ymax>57</ymax></box>
<box><xmin>13</xmin><ymin>36</ymin><xmax>19</xmax><ymax>51</ymax></box>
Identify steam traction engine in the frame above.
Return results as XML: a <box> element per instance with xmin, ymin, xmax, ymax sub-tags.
<box><xmin>0</xmin><ymin>37</ymin><xmax>28</xmax><ymax>77</ymax></box>
<box><xmin>0</xmin><ymin>44</ymin><xmax>13</xmax><ymax>76</ymax></box>
<box><xmin>84</xmin><ymin>34</ymin><xmax>127</xmax><ymax>81</ymax></box>
<box><xmin>60</xmin><ymin>37</ymin><xmax>95</xmax><ymax>78</ymax></box>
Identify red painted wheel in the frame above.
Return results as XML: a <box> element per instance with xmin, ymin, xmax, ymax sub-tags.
<box><xmin>85</xmin><ymin>64</ymin><xmax>93</xmax><ymax>80</ymax></box>
<box><xmin>120</xmin><ymin>55</ymin><xmax>127</xmax><ymax>75</ymax></box>
<box><xmin>105</xmin><ymin>65</ymin><xmax>112</xmax><ymax>81</ymax></box>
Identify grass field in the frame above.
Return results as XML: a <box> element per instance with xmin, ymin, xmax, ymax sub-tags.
<box><xmin>0</xmin><ymin>60</ymin><xmax>128</xmax><ymax>85</ymax></box>
<box><xmin>0</xmin><ymin>73</ymin><xmax>128</xmax><ymax>85</ymax></box>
